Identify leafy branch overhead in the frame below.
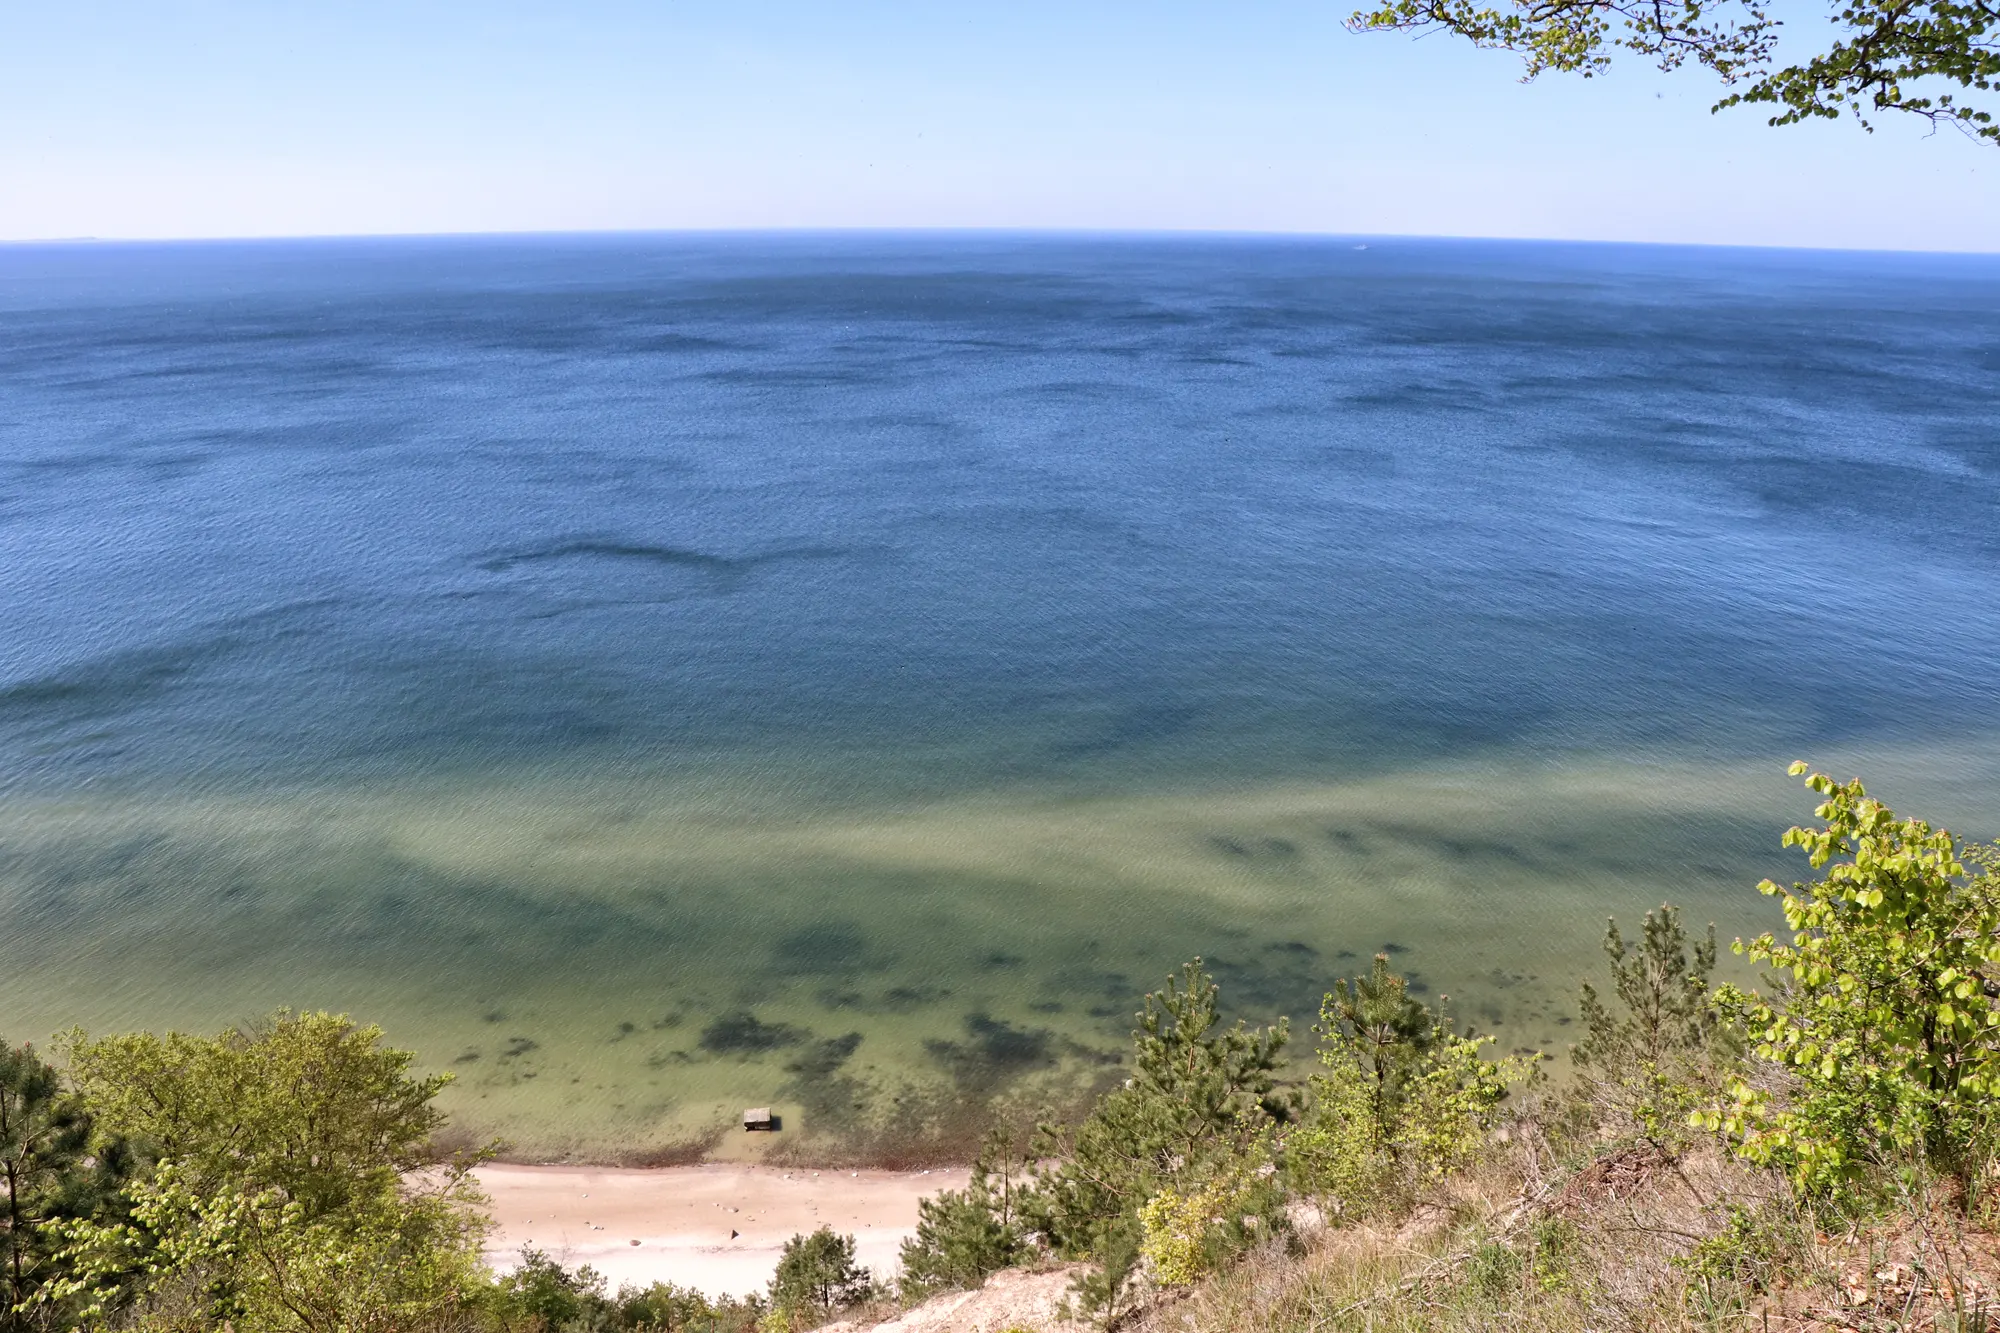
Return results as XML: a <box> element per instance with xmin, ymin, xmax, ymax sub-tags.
<box><xmin>1347</xmin><ymin>0</ymin><xmax>2000</xmax><ymax>143</ymax></box>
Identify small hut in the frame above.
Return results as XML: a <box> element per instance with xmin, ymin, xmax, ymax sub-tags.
<box><xmin>742</xmin><ymin>1106</ymin><xmax>778</xmax><ymax>1132</ymax></box>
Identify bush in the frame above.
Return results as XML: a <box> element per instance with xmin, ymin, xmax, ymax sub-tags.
<box><xmin>44</xmin><ymin>1013</ymin><xmax>491</xmax><ymax>1330</ymax></box>
<box><xmin>769</xmin><ymin>1227</ymin><xmax>871</xmax><ymax>1319</ymax></box>
<box><xmin>1137</xmin><ymin>1167</ymin><xmax>1267</xmax><ymax>1288</ymax></box>
<box><xmin>497</xmin><ymin>1246</ymin><xmax>607</xmax><ymax>1327</ymax></box>
<box><xmin>1702</xmin><ymin>766</ymin><xmax>2000</xmax><ymax>1190</ymax></box>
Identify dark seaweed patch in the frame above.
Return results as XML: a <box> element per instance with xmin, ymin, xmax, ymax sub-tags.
<box><xmin>698</xmin><ymin>1011</ymin><xmax>807</xmax><ymax>1054</ymax></box>
<box><xmin>925</xmin><ymin>1014</ymin><xmax>1056</xmax><ymax>1089</ymax></box>
<box><xmin>784</xmin><ymin>1032</ymin><xmax>863</xmax><ymax>1079</ymax></box>
<box><xmin>881</xmin><ymin>985</ymin><xmax>951</xmax><ymax>1012</ymax></box>
<box><xmin>1049</xmin><ymin>968</ymin><xmax>1132</xmax><ymax>999</ymax></box>
<box><xmin>500</xmin><ymin>1037</ymin><xmax>537</xmax><ymax>1060</ymax></box>
<box><xmin>1210</xmin><ymin>835</ymin><xmax>1299</xmax><ymax>861</ymax></box>
<box><xmin>1207</xmin><ymin>951</ymin><xmax>1325</xmax><ymax>1015</ymax></box>
<box><xmin>1265</xmin><ymin>940</ymin><xmax>1318</xmax><ymax>958</ymax></box>
<box><xmin>773</xmin><ymin>923</ymin><xmax>868</xmax><ymax>974</ymax></box>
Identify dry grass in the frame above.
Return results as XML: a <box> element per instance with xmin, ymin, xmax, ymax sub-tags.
<box><xmin>1123</xmin><ymin>1143</ymin><xmax>2000</xmax><ymax>1333</ymax></box>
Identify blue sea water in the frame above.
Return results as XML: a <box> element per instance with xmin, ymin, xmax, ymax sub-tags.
<box><xmin>2</xmin><ymin>233</ymin><xmax>1997</xmax><ymax>1157</ymax></box>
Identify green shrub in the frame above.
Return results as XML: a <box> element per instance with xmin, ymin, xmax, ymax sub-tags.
<box><xmin>769</xmin><ymin>1227</ymin><xmax>871</xmax><ymax>1319</ymax></box>
<box><xmin>497</xmin><ymin>1246</ymin><xmax>606</xmax><ymax>1327</ymax></box>
<box><xmin>1137</xmin><ymin>1167</ymin><xmax>1266</xmax><ymax>1288</ymax></box>
<box><xmin>1701</xmin><ymin>766</ymin><xmax>2000</xmax><ymax>1190</ymax></box>
<box><xmin>1468</xmin><ymin>1237</ymin><xmax>1524</xmax><ymax>1298</ymax></box>
<box><xmin>44</xmin><ymin>1013</ymin><xmax>491</xmax><ymax>1329</ymax></box>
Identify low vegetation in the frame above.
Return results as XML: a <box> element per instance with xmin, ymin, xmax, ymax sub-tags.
<box><xmin>3</xmin><ymin>764</ymin><xmax>1997</xmax><ymax>1331</ymax></box>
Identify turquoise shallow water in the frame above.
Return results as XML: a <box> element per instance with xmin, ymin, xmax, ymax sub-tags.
<box><xmin>1</xmin><ymin>234</ymin><xmax>1997</xmax><ymax>1158</ymax></box>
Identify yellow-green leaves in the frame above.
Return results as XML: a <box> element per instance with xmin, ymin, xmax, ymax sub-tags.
<box><xmin>1703</xmin><ymin>767</ymin><xmax>2000</xmax><ymax>1191</ymax></box>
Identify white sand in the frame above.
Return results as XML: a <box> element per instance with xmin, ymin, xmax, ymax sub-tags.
<box><xmin>477</xmin><ymin>1162</ymin><xmax>960</xmax><ymax>1299</ymax></box>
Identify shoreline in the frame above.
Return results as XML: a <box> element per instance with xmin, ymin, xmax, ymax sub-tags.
<box><xmin>474</xmin><ymin>1161</ymin><xmax>962</xmax><ymax>1299</ymax></box>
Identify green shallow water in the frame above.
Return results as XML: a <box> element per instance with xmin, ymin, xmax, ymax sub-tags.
<box><xmin>5</xmin><ymin>749</ymin><xmax>1992</xmax><ymax>1161</ymax></box>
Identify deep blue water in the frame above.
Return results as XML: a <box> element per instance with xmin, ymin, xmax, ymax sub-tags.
<box><xmin>2</xmin><ymin>233</ymin><xmax>1997</xmax><ymax>1155</ymax></box>
<box><xmin>4</xmin><ymin>234</ymin><xmax>1998</xmax><ymax>795</ymax></box>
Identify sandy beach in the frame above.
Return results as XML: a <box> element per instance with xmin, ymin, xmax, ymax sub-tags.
<box><xmin>476</xmin><ymin>1163</ymin><xmax>959</xmax><ymax>1299</ymax></box>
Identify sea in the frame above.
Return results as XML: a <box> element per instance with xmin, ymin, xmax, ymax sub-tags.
<box><xmin>2</xmin><ymin>232</ymin><xmax>1997</xmax><ymax>1160</ymax></box>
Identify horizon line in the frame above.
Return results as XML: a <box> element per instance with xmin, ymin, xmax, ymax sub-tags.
<box><xmin>3</xmin><ymin>224</ymin><xmax>1998</xmax><ymax>260</ymax></box>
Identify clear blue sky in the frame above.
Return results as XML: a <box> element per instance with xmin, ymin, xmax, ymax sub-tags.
<box><xmin>3</xmin><ymin>0</ymin><xmax>1995</xmax><ymax>250</ymax></box>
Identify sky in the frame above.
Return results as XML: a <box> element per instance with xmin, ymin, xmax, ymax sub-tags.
<box><xmin>2</xmin><ymin>0</ymin><xmax>1996</xmax><ymax>250</ymax></box>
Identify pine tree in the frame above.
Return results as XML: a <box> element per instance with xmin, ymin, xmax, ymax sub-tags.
<box><xmin>1570</xmin><ymin>905</ymin><xmax>1735</xmax><ymax>1149</ymax></box>
<box><xmin>897</xmin><ymin>1137</ymin><xmax>1024</xmax><ymax>1301</ymax></box>
<box><xmin>0</xmin><ymin>1039</ymin><xmax>132</xmax><ymax>1329</ymax></box>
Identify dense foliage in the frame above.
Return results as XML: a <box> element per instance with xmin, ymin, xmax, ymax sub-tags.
<box><xmin>46</xmin><ymin>1014</ymin><xmax>489</xmax><ymax>1331</ymax></box>
<box><xmin>1702</xmin><ymin>765</ymin><xmax>2000</xmax><ymax>1189</ymax></box>
<box><xmin>766</xmin><ymin>1228</ymin><xmax>872</xmax><ymax>1322</ymax></box>
<box><xmin>0</xmin><ymin>1043</ymin><xmax>133</xmax><ymax>1330</ymax></box>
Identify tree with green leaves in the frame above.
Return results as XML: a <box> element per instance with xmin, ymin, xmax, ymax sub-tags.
<box><xmin>768</xmin><ymin>1227</ymin><xmax>871</xmax><ymax>1320</ymax></box>
<box><xmin>1698</xmin><ymin>765</ymin><xmax>2000</xmax><ymax>1191</ymax></box>
<box><xmin>1349</xmin><ymin>0</ymin><xmax>2000</xmax><ymax>144</ymax></box>
<box><xmin>494</xmin><ymin>1246</ymin><xmax>608</xmax><ymax>1328</ymax></box>
<box><xmin>61</xmin><ymin>1010</ymin><xmax>455</xmax><ymax>1221</ymax></box>
<box><xmin>0</xmin><ymin>1040</ymin><xmax>134</xmax><ymax>1330</ymax></box>
<box><xmin>46</xmin><ymin>1011</ymin><xmax>491</xmax><ymax>1330</ymax></box>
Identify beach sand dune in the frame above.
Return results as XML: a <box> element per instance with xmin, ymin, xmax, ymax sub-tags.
<box><xmin>477</xmin><ymin>1163</ymin><xmax>956</xmax><ymax>1299</ymax></box>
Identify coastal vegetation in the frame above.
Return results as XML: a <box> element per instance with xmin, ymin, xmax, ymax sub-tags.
<box><xmin>4</xmin><ymin>765</ymin><xmax>1998</xmax><ymax>1330</ymax></box>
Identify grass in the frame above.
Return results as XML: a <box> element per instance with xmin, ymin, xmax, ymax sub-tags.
<box><xmin>1121</xmin><ymin>1142</ymin><xmax>2000</xmax><ymax>1333</ymax></box>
